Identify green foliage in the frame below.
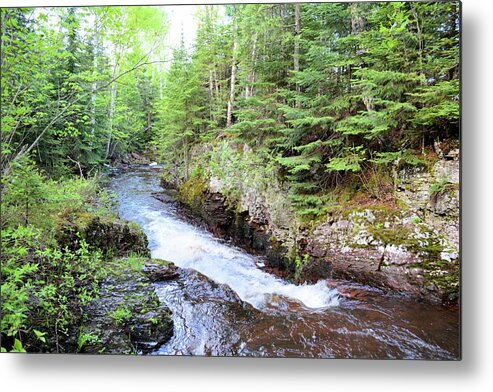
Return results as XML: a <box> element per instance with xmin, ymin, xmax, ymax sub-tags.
<box><xmin>2</xmin><ymin>2</ymin><xmax>459</xmax><ymax>215</ymax></box>
<box><xmin>0</xmin><ymin>224</ymin><xmax>106</xmax><ymax>351</ymax></box>
<box><xmin>294</xmin><ymin>254</ymin><xmax>310</xmax><ymax>280</ymax></box>
<box><xmin>110</xmin><ymin>306</ymin><xmax>132</xmax><ymax>326</ymax></box>
<box><xmin>12</xmin><ymin>339</ymin><xmax>27</xmax><ymax>353</ymax></box>
<box><xmin>126</xmin><ymin>253</ymin><xmax>145</xmax><ymax>272</ymax></box>
<box><xmin>207</xmin><ymin>141</ymin><xmax>279</xmax><ymax>205</ymax></box>
<box><xmin>146</xmin><ymin>2</ymin><xmax>458</xmax><ymax>220</ymax></box>
<box><xmin>1</xmin><ymin>156</ymin><xmax>48</xmax><ymax>226</ymax></box>
<box><xmin>0</xmin><ymin>157</ymin><xmax>114</xmax><ymax>352</ymax></box>
<box><xmin>326</xmin><ymin>146</ymin><xmax>366</xmax><ymax>173</ymax></box>
<box><xmin>1</xmin><ymin>6</ymin><xmax>167</xmax><ymax>175</ymax></box>
<box><xmin>1</xmin><ymin>156</ymin><xmax>112</xmax><ymax>229</ymax></box>
<box><xmin>33</xmin><ymin>329</ymin><xmax>47</xmax><ymax>343</ymax></box>
<box><xmin>429</xmin><ymin>178</ymin><xmax>453</xmax><ymax>196</ymax></box>
<box><xmin>77</xmin><ymin>331</ymin><xmax>100</xmax><ymax>351</ymax></box>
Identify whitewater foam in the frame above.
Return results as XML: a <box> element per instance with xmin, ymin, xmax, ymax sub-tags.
<box><xmin>142</xmin><ymin>209</ymin><xmax>339</xmax><ymax>310</ymax></box>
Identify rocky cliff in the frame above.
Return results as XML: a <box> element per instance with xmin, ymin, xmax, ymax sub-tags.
<box><xmin>166</xmin><ymin>143</ymin><xmax>460</xmax><ymax>305</ymax></box>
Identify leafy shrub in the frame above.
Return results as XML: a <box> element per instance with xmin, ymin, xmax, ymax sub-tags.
<box><xmin>0</xmin><ymin>157</ymin><xmax>113</xmax><ymax>352</ymax></box>
<box><xmin>1</xmin><ymin>156</ymin><xmax>113</xmax><ymax>230</ymax></box>
<box><xmin>0</xmin><ymin>225</ymin><xmax>107</xmax><ymax>352</ymax></box>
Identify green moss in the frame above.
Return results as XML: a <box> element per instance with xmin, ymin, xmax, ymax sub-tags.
<box><xmin>343</xmin><ymin>205</ymin><xmax>459</xmax><ymax>301</ymax></box>
<box><xmin>178</xmin><ymin>171</ymin><xmax>207</xmax><ymax>211</ymax></box>
<box><xmin>294</xmin><ymin>254</ymin><xmax>310</xmax><ymax>281</ymax></box>
<box><xmin>150</xmin><ymin>258</ymin><xmax>173</xmax><ymax>267</ymax></box>
<box><xmin>345</xmin><ymin>207</ymin><xmax>447</xmax><ymax>263</ymax></box>
<box><xmin>419</xmin><ymin>257</ymin><xmax>460</xmax><ymax>303</ymax></box>
<box><xmin>126</xmin><ymin>253</ymin><xmax>146</xmax><ymax>272</ymax></box>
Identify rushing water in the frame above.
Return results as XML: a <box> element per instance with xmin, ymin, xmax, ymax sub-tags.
<box><xmin>109</xmin><ymin>166</ymin><xmax>460</xmax><ymax>359</ymax></box>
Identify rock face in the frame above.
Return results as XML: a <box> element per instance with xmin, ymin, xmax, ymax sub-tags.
<box><xmin>80</xmin><ymin>259</ymin><xmax>176</xmax><ymax>354</ymax></box>
<box><xmin>84</xmin><ymin>217</ymin><xmax>150</xmax><ymax>257</ymax></box>
<box><xmin>300</xmin><ymin>208</ymin><xmax>458</xmax><ymax>303</ymax></box>
<box><xmin>165</xmin><ymin>144</ymin><xmax>459</xmax><ymax>305</ymax></box>
<box><xmin>58</xmin><ymin>216</ymin><xmax>150</xmax><ymax>257</ymax></box>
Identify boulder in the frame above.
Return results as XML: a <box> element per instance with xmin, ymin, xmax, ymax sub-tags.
<box><xmin>58</xmin><ymin>216</ymin><xmax>150</xmax><ymax>258</ymax></box>
<box><xmin>79</xmin><ymin>258</ymin><xmax>174</xmax><ymax>354</ymax></box>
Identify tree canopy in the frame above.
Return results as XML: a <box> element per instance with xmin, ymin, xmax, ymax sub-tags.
<box><xmin>2</xmin><ymin>2</ymin><xmax>460</xmax><ymax>214</ymax></box>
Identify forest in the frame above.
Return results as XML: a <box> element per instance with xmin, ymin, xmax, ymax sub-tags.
<box><xmin>1</xmin><ymin>2</ymin><xmax>460</xmax><ymax>355</ymax></box>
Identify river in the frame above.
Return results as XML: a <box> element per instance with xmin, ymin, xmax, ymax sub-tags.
<box><xmin>109</xmin><ymin>165</ymin><xmax>460</xmax><ymax>359</ymax></box>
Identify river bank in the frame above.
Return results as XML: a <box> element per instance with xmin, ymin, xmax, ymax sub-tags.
<box><xmin>161</xmin><ymin>142</ymin><xmax>460</xmax><ymax>306</ymax></box>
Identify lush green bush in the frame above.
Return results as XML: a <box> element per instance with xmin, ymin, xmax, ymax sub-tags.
<box><xmin>0</xmin><ymin>157</ymin><xmax>112</xmax><ymax>352</ymax></box>
<box><xmin>1</xmin><ymin>156</ymin><xmax>113</xmax><ymax>230</ymax></box>
<box><xmin>1</xmin><ymin>225</ymin><xmax>107</xmax><ymax>352</ymax></box>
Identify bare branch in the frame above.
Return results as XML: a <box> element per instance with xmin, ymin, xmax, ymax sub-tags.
<box><xmin>67</xmin><ymin>155</ymin><xmax>83</xmax><ymax>178</ymax></box>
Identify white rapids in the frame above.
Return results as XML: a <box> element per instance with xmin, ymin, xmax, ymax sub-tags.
<box><xmin>110</xmin><ymin>167</ymin><xmax>339</xmax><ymax>310</ymax></box>
<box><xmin>142</xmin><ymin>209</ymin><xmax>339</xmax><ymax>310</ymax></box>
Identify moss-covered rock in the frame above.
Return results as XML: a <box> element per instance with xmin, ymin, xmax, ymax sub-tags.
<box><xmin>178</xmin><ymin>172</ymin><xmax>208</xmax><ymax>213</ymax></box>
<box><xmin>299</xmin><ymin>206</ymin><xmax>459</xmax><ymax>304</ymax></box>
<box><xmin>78</xmin><ymin>258</ymin><xmax>175</xmax><ymax>354</ymax></box>
<box><xmin>57</xmin><ymin>215</ymin><xmax>150</xmax><ymax>257</ymax></box>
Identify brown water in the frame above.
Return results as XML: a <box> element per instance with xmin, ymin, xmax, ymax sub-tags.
<box><xmin>109</xmin><ymin>166</ymin><xmax>460</xmax><ymax>359</ymax></box>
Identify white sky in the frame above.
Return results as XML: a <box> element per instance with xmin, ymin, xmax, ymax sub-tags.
<box><xmin>162</xmin><ymin>5</ymin><xmax>199</xmax><ymax>52</ymax></box>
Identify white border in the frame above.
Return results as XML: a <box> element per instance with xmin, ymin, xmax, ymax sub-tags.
<box><xmin>2</xmin><ymin>0</ymin><xmax>493</xmax><ymax>391</ymax></box>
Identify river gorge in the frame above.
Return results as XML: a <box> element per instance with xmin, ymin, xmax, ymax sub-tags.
<box><xmin>108</xmin><ymin>165</ymin><xmax>460</xmax><ymax>359</ymax></box>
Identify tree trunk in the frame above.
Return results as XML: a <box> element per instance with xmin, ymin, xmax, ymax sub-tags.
<box><xmin>411</xmin><ymin>4</ymin><xmax>425</xmax><ymax>82</ymax></box>
<box><xmin>209</xmin><ymin>68</ymin><xmax>215</xmax><ymax>121</ymax></box>
<box><xmin>350</xmin><ymin>4</ymin><xmax>373</xmax><ymax>111</ymax></box>
<box><xmin>294</xmin><ymin>3</ymin><xmax>301</xmax><ymax>107</ymax></box>
<box><xmin>350</xmin><ymin>3</ymin><xmax>365</xmax><ymax>34</ymax></box>
<box><xmin>213</xmin><ymin>69</ymin><xmax>220</xmax><ymax>97</ymax></box>
<box><xmin>159</xmin><ymin>63</ymin><xmax>164</xmax><ymax>100</ymax></box>
<box><xmin>245</xmin><ymin>34</ymin><xmax>257</xmax><ymax>99</ymax></box>
<box><xmin>106</xmin><ymin>57</ymin><xmax>117</xmax><ymax>160</ymax></box>
<box><xmin>90</xmin><ymin>14</ymin><xmax>99</xmax><ymax>139</ymax></box>
<box><xmin>226</xmin><ymin>38</ymin><xmax>238</xmax><ymax>128</ymax></box>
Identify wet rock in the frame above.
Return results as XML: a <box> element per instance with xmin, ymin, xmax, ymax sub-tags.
<box><xmin>298</xmin><ymin>257</ymin><xmax>332</xmax><ymax>284</ymax></box>
<box><xmin>130</xmin><ymin>309</ymin><xmax>173</xmax><ymax>352</ymax></box>
<box><xmin>160</xmin><ymin>177</ymin><xmax>177</xmax><ymax>190</ymax></box>
<box><xmin>326</xmin><ymin>279</ymin><xmax>384</xmax><ymax>301</ymax></box>
<box><xmin>80</xmin><ymin>258</ymin><xmax>174</xmax><ymax>354</ymax></box>
<box><xmin>151</xmin><ymin>191</ymin><xmax>178</xmax><ymax>204</ymax></box>
<box><xmin>128</xmin><ymin>152</ymin><xmax>151</xmax><ymax>165</ymax></box>
<box><xmin>203</xmin><ymin>192</ymin><xmax>234</xmax><ymax>234</ymax></box>
<box><xmin>143</xmin><ymin>263</ymin><xmax>180</xmax><ymax>282</ymax></box>
<box><xmin>178</xmin><ymin>268</ymin><xmax>246</xmax><ymax>305</ymax></box>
